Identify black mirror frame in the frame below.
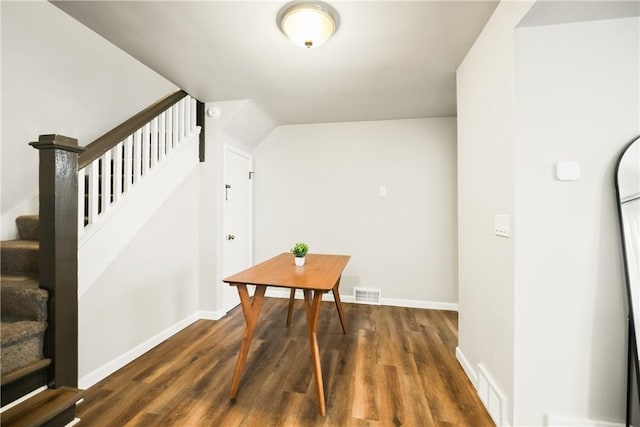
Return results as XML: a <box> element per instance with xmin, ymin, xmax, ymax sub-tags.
<box><xmin>615</xmin><ymin>136</ymin><xmax>640</xmax><ymax>427</ymax></box>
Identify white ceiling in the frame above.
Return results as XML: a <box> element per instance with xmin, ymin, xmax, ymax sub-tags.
<box><xmin>52</xmin><ymin>1</ymin><xmax>499</xmax><ymax>125</ymax></box>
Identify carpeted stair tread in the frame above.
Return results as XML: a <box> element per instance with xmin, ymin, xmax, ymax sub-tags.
<box><xmin>0</xmin><ymin>274</ymin><xmax>39</xmax><ymax>288</ymax></box>
<box><xmin>1</xmin><ymin>358</ymin><xmax>51</xmax><ymax>386</ymax></box>
<box><xmin>15</xmin><ymin>216</ymin><xmax>38</xmax><ymax>241</ymax></box>
<box><xmin>1</xmin><ymin>285</ymin><xmax>47</xmax><ymax>323</ymax></box>
<box><xmin>0</xmin><ymin>215</ymin><xmax>53</xmax><ymax>413</ymax></box>
<box><xmin>1</xmin><ymin>321</ymin><xmax>46</xmax><ymax>346</ymax></box>
<box><xmin>1</xmin><ymin>241</ymin><xmax>39</xmax><ymax>275</ymax></box>
<box><xmin>1</xmin><ymin>321</ymin><xmax>47</xmax><ymax>376</ymax></box>
<box><xmin>0</xmin><ymin>386</ymin><xmax>84</xmax><ymax>427</ymax></box>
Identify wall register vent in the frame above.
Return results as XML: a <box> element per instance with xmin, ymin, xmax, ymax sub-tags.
<box><xmin>353</xmin><ymin>287</ymin><xmax>381</xmax><ymax>305</ymax></box>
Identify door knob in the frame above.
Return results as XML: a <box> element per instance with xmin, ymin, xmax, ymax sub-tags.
<box><xmin>226</xmin><ymin>234</ymin><xmax>235</xmax><ymax>240</ymax></box>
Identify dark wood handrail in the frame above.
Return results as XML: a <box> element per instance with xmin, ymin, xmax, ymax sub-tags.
<box><xmin>78</xmin><ymin>89</ymin><xmax>188</xmax><ymax>169</ymax></box>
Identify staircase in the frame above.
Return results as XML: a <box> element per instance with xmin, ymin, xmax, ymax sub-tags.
<box><xmin>1</xmin><ymin>215</ymin><xmax>84</xmax><ymax>427</ymax></box>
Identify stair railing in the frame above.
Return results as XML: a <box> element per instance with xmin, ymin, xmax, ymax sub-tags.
<box><xmin>78</xmin><ymin>90</ymin><xmax>202</xmax><ymax>237</ymax></box>
<box><xmin>29</xmin><ymin>89</ymin><xmax>204</xmax><ymax>389</ymax></box>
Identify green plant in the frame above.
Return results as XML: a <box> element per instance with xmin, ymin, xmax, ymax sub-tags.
<box><xmin>291</xmin><ymin>242</ymin><xmax>309</xmax><ymax>258</ymax></box>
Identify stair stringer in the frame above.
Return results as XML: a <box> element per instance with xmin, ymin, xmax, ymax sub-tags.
<box><xmin>78</xmin><ymin>130</ymin><xmax>200</xmax><ymax>298</ymax></box>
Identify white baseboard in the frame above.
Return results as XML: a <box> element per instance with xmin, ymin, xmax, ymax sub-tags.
<box><xmin>198</xmin><ymin>309</ymin><xmax>226</xmax><ymax>321</ymax></box>
<box><xmin>477</xmin><ymin>363</ymin><xmax>508</xmax><ymax>427</ymax></box>
<box><xmin>265</xmin><ymin>288</ymin><xmax>458</xmax><ymax>311</ymax></box>
<box><xmin>545</xmin><ymin>414</ymin><xmax>625</xmax><ymax>427</ymax></box>
<box><xmin>455</xmin><ymin>348</ymin><xmax>625</xmax><ymax>427</ymax></box>
<box><xmin>455</xmin><ymin>348</ymin><xmax>511</xmax><ymax>427</ymax></box>
<box><xmin>381</xmin><ymin>297</ymin><xmax>457</xmax><ymax>311</ymax></box>
<box><xmin>455</xmin><ymin>346</ymin><xmax>478</xmax><ymax>388</ymax></box>
<box><xmin>79</xmin><ymin>312</ymin><xmax>200</xmax><ymax>389</ymax></box>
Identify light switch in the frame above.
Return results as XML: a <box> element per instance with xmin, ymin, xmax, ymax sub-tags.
<box><xmin>556</xmin><ymin>161</ymin><xmax>580</xmax><ymax>181</ymax></box>
<box><xmin>379</xmin><ymin>186</ymin><xmax>386</xmax><ymax>197</ymax></box>
<box><xmin>494</xmin><ymin>214</ymin><xmax>510</xmax><ymax>238</ymax></box>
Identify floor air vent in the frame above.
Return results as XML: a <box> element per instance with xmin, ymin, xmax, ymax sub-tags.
<box><xmin>353</xmin><ymin>287</ymin><xmax>381</xmax><ymax>305</ymax></box>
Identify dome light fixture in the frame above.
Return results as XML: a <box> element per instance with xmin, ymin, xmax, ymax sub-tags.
<box><xmin>277</xmin><ymin>2</ymin><xmax>339</xmax><ymax>49</ymax></box>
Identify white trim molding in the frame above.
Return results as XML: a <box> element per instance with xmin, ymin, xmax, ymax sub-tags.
<box><xmin>198</xmin><ymin>310</ymin><xmax>227</xmax><ymax>321</ymax></box>
<box><xmin>544</xmin><ymin>414</ymin><xmax>624</xmax><ymax>427</ymax></box>
<box><xmin>265</xmin><ymin>288</ymin><xmax>458</xmax><ymax>311</ymax></box>
<box><xmin>79</xmin><ymin>312</ymin><xmax>200</xmax><ymax>389</ymax></box>
<box><xmin>455</xmin><ymin>346</ymin><xmax>478</xmax><ymax>387</ymax></box>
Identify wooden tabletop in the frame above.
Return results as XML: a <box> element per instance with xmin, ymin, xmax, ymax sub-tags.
<box><xmin>223</xmin><ymin>253</ymin><xmax>351</xmax><ymax>291</ymax></box>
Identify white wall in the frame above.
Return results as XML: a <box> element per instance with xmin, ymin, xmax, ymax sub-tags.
<box><xmin>456</xmin><ymin>3</ymin><xmax>534</xmax><ymax>425</ymax></box>
<box><xmin>514</xmin><ymin>16</ymin><xmax>639</xmax><ymax>425</ymax></box>
<box><xmin>458</xmin><ymin>1</ymin><xmax>638</xmax><ymax>425</ymax></box>
<box><xmin>0</xmin><ymin>0</ymin><xmax>176</xmax><ymax>237</ymax></box>
<box><xmin>79</xmin><ymin>169</ymin><xmax>200</xmax><ymax>385</ymax></box>
<box><xmin>252</xmin><ymin>118</ymin><xmax>458</xmax><ymax>306</ymax></box>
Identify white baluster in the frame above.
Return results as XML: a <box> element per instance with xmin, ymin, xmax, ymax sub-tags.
<box><xmin>88</xmin><ymin>160</ymin><xmax>99</xmax><ymax>225</ymax></box>
<box><xmin>158</xmin><ymin>112</ymin><xmax>166</xmax><ymax>163</ymax></box>
<box><xmin>101</xmin><ymin>150</ymin><xmax>111</xmax><ymax>214</ymax></box>
<box><xmin>113</xmin><ymin>143</ymin><xmax>122</xmax><ymax>203</ymax></box>
<box><xmin>151</xmin><ymin>117</ymin><xmax>158</xmax><ymax>169</ymax></box>
<box><xmin>142</xmin><ymin>122</ymin><xmax>150</xmax><ymax>175</ymax></box>
<box><xmin>167</xmin><ymin>106</ymin><xmax>174</xmax><ymax>153</ymax></box>
<box><xmin>172</xmin><ymin>103</ymin><xmax>179</xmax><ymax>149</ymax></box>
<box><xmin>78</xmin><ymin>168</ymin><xmax>85</xmax><ymax>236</ymax></box>
<box><xmin>179</xmin><ymin>98</ymin><xmax>185</xmax><ymax>141</ymax></box>
<box><xmin>185</xmin><ymin>97</ymin><xmax>191</xmax><ymax>137</ymax></box>
<box><xmin>124</xmin><ymin>135</ymin><xmax>133</xmax><ymax>193</ymax></box>
<box><xmin>191</xmin><ymin>97</ymin><xmax>197</xmax><ymax>134</ymax></box>
<box><xmin>133</xmin><ymin>129</ymin><xmax>142</xmax><ymax>184</ymax></box>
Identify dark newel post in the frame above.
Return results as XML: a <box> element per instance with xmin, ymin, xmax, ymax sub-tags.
<box><xmin>29</xmin><ymin>134</ymin><xmax>85</xmax><ymax>388</ymax></box>
<box><xmin>197</xmin><ymin>101</ymin><xmax>205</xmax><ymax>162</ymax></box>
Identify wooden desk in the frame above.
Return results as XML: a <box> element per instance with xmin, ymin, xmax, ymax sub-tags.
<box><xmin>223</xmin><ymin>253</ymin><xmax>351</xmax><ymax>416</ymax></box>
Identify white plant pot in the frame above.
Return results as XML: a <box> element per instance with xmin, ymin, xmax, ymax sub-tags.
<box><xmin>294</xmin><ymin>256</ymin><xmax>306</xmax><ymax>267</ymax></box>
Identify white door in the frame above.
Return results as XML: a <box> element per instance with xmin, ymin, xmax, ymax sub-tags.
<box><xmin>222</xmin><ymin>146</ymin><xmax>253</xmax><ymax>313</ymax></box>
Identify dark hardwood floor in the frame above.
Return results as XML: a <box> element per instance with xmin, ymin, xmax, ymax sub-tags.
<box><xmin>76</xmin><ymin>298</ymin><xmax>494</xmax><ymax>426</ymax></box>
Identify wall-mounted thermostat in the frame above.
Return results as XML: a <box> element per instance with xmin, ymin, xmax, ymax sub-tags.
<box><xmin>556</xmin><ymin>161</ymin><xmax>580</xmax><ymax>181</ymax></box>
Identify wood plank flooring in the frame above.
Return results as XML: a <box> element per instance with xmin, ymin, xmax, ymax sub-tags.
<box><xmin>76</xmin><ymin>298</ymin><xmax>494</xmax><ymax>426</ymax></box>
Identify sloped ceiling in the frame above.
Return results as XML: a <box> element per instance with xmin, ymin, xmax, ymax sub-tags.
<box><xmin>52</xmin><ymin>1</ymin><xmax>499</xmax><ymax>125</ymax></box>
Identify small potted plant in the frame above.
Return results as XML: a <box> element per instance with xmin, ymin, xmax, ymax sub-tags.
<box><xmin>291</xmin><ymin>242</ymin><xmax>309</xmax><ymax>266</ymax></box>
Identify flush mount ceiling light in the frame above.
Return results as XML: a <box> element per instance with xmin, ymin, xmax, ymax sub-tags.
<box><xmin>277</xmin><ymin>2</ymin><xmax>339</xmax><ymax>49</ymax></box>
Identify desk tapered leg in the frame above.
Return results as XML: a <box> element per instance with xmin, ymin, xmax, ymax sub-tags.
<box><xmin>332</xmin><ymin>276</ymin><xmax>347</xmax><ymax>334</ymax></box>
<box><xmin>286</xmin><ymin>288</ymin><xmax>296</xmax><ymax>327</ymax></box>
<box><xmin>304</xmin><ymin>289</ymin><xmax>327</xmax><ymax>416</ymax></box>
<box><xmin>229</xmin><ymin>284</ymin><xmax>266</xmax><ymax>399</ymax></box>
